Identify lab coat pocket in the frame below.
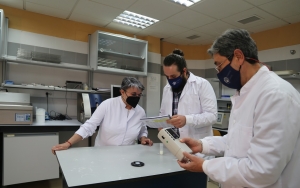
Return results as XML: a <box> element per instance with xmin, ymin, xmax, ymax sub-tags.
<box><xmin>186</xmin><ymin>93</ymin><xmax>200</xmax><ymax>114</ymax></box>
<box><xmin>236</xmin><ymin>125</ymin><xmax>253</xmax><ymax>157</ymax></box>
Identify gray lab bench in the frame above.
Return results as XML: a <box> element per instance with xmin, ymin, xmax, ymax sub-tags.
<box><xmin>56</xmin><ymin>144</ymin><xmax>207</xmax><ymax>188</ymax></box>
<box><xmin>0</xmin><ymin>119</ymin><xmax>82</xmax><ymax>186</ymax></box>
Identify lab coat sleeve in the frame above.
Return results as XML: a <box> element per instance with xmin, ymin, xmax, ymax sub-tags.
<box><xmin>185</xmin><ymin>80</ymin><xmax>218</xmax><ymax>128</ymax></box>
<box><xmin>138</xmin><ymin>111</ymin><xmax>148</xmax><ymax>139</ymax></box>
<box><xmin>203</xmin><ymin>90</ymin><xmax>300</xmax><ymax>187</ymax></box>
<box><xmin>201</xmin><ymin>134</ymin><xmax>227</xmax><ymax>157</ymax></box>
<box><xmin>138</xmin><ymin>124</ymin><xmax>148</xmax><ymax>139</ymax></box>
<box><xmin>75</xmin><ymin>100</ymin><xmax>107</xmax><ymax>139</ymax></box>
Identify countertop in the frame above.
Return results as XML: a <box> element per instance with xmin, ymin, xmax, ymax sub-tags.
<box><xmin>56</xmin><ymin>144</ymin><xmax>185</xmax><ymax>187</ymax></box>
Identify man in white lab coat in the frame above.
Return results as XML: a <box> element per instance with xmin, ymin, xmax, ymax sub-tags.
<box><xmin>159</xmin><ymin>49</ymin><xmax>218</xmax><ymax>159</ymax></box>
<box><xmin>178</xmin><ymin>29</ymin><xmax>300</xmax><ymax>188</ymax></box>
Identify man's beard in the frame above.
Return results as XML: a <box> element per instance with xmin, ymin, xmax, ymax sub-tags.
<box><xmin>171</xmin><ymin>75</ymin><xmax>187</xmax><ymax>93</ymax></box>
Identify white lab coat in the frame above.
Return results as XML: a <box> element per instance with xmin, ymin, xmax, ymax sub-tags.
<box><xmin>76</xmin><ymin>96</ymin><xmax>148</xmax><ymax>146</ymax></box>
<box><xmin>160</xmin><ymin>72</ymin><xmax>217</xmax><ymax>144</ymax></box>
<box><xmin>201</xmin><ymin>66</ymin><xmax>300</xmax><ymax>188</ymax></box>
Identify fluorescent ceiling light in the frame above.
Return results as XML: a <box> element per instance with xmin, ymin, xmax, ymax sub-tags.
<box><xmin>113</xmin><ymin>10</ymin><xmax>159</xmax><ymax>29</ymax></box>
<box><xmin>169</xmin><ymin>0</ymin><xmax>201</xmax><ymax>7</ymax></box>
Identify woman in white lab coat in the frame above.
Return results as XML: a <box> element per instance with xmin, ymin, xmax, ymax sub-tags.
<box><xmin>160</xmin><ymin>49</ymin><xmax>218</xmax><ymax>158</ymax></box>
<box><xmin>178</xmin><ymin>29</ymin><xmax>300</xmax><ymax>188</ymax></box>
<box><xmin>52</xmin><ymin>77</ymin><xmax>153</xmax><ymax>154</ymax></box>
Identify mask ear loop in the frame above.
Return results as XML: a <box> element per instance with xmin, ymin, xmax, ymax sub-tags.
<box><xmin>245</xmin><ymin>57</ymin><xmax>271</xmax><ymax>71</ymax></box>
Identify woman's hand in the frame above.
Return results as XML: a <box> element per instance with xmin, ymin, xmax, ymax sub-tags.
<box><xmin>140</xmin><ymin>137</ymin><xmax>153</xmax><ymax>146</ymax></box>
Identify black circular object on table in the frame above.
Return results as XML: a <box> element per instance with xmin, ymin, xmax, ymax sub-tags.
<box><xmin>131</xmin><ymin>161</ymin><xmax>144</xmax><ymax>167</ymax></box>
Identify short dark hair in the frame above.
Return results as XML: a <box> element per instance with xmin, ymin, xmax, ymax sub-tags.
<box><xmin>163</xmin><ymin>49</ymin><xmax>188</xmax><ymax>73</ymax></box>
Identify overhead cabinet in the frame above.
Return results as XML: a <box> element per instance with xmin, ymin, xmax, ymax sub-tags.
<box><xmin>89</xmin><ymin>31</ymin><xmax>148</xmax><ymax>76</ymax></box>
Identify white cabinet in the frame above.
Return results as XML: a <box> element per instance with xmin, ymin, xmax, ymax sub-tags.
<box><xmin>90</xmin><ymin>31</ymin><xmax>148</xmax><ymax>76</ymax></box>
<box><xmin>3</xmin><ymin>133</ymin><xmax>59</xmax><ymax>186</ymax></box>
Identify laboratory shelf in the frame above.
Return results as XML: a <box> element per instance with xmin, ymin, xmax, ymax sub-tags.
<box><xmin>99</xmin><ymin>49</ymin><xmax>145</xmax><ymax>60</ymax></box>
<box><xmin>94</xmin><ymin>66</ymin><xmax>147</xmax><ymax>76</ymax></box>
<box><xmin>280</xmin><ymin>74</ymin><xmax>300</xmax><ymax>80</ymax></box>
<box><xmin>3</xmin><ymin>56</ymin><xmax>92</xmax><ymax>71</ymax></box>
<box><xmin>90</xmin><ymin>30</ymin><xmax>148</xmax><ymax>77</ymax></box>
<box><xmin>1</xmin><ymin>84</ymin><xmax>110</xmax><ymax>94</ymax></box>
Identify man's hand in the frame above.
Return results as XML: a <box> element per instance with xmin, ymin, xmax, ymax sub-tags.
<box><xmin>51</xmin><ymin>142</ymin><xmax>71</xmax><ymax>155</ymax></box>
<box><xmin>180</xmin><ymin>138</ymin><xmax>203</xmax><ymax>153</ymax></box>
<box><xmin>140</xmin><ymin>136</ymin><xmax>153</xmax><ymax>146</ymax></box>
<box><xmin>166</xmin><ymin>115</ymin><xmax>186</xmax><ymax>128</ymax></box>
<box><xmin>177</xmin><ymin>152</ymin><xmax>205</xmax><ymax>172</ymax></box>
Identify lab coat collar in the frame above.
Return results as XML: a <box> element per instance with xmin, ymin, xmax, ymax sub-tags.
<box><xmin>239</xmin><ymin>66</ymin><xmax>269</xmax><ymax>96</ymax></box>
<box><xmin>187</xmin><ymin>72</ymin><xmax>197</xmax><ymax>83</ymax></box>
<box><xmin>179</xmin><ymin>72</ymin><xmax>197</xmax><ymax>99</ymax></box>
<box><xmin>118</xmin><ymin>96</ymin><xmax>127</xmax><ymax>108</ymax></box>
<box><xmin>117</xmin><ymin>96</ymin><xmax>136</xmax><ymax>118</ymax></box>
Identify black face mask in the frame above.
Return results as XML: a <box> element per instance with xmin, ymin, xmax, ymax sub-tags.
<box><xmin>125</xmin><ymin>94</ymin><xmax>140</xmax><ymax>108</ymax></box>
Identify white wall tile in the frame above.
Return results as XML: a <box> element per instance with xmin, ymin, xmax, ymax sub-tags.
<box><xmin>0</xmin><ymin>62</ymin><xmax>2</xmax><ymax>83</ymax></box>
<box><xmin>187</xmin><ymin>59</ymin><xmax>206</xmax><ymax>69</ymax></box>
<box><xmin>148</xmin><ymin>52</ymin><xmax>161</xmax><ymax>64</ymax></box>
<box><xmin>204</xmin><ymin>59</ymin><xmax>215</xmax><ymax>69</ymax></box>
<box><xmin>7</xmin><ymin>29</ymin><xmax>22</xmax><ymax>43</ymax></box>
<box><xmin>146</xmin><ymin>73</ymin><xmax>161</xmax><ymax>116</ymax></box>
<box><xmin>258</xmin><ymin>44</ymin><xmax>300</xmax><ymax>62</ymax></box>
<box><xmin>7</xmin><ymin>63</ymin><xmax>88</xmax><ymax>86</ymax></box>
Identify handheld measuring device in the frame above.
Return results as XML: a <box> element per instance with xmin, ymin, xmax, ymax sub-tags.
<box><xmin>158</xmin><ymin>128</ymin><xmax>192</xmax><ymax>161</ymax></box>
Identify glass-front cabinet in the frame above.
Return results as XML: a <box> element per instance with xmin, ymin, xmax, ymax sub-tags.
<box><xmin>89</xmin><ymin>31</ymin><xmax>148</xmax><ymax>76</ymax></box>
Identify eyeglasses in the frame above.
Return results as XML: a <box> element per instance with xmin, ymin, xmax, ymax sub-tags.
<box><xmin>125</xmin><ymin>91</ymin><xmax>143</xmax><ymax>97</ymax></box>
<box><xmin>214</xmin><ymin>55</ymin><xmax>233</xmax><ymax>73</ymax></box>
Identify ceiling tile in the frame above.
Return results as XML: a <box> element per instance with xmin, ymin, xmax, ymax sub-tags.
<box><xmin>189</xmin><ymin>40</ymin><xmax>214</xmax><ymax>45</ymax></box>
<box><xmin>247</xmin><ymin>20</ymin><xmax>288</xmax><ymax>33</ymax></box>
<box><xmin>258</xmin><ymin>0</ymin><xmax>300</xmax><ymax>19</ymax></box>
<box><xmin>135</xmin><ymin>21</ymin><xmax>189</xmax><ymax>39</ymax></box>
<box><xmin>190</xmin><ymin>0</ymin><xmax>254</xmax><ymax>19</ymax></box>
<box><xmin>72</xmin><ymin>0</ymin><xmax>123</xmax><ymax>21</ymax></box>
<box><xmin>243</xmin><ymin>0</ymin><xmax>275</xmax><ymax>6</ymax></box>
<box><xmin>0</xmin><ymin>0</ymin><xmax>23</xmax><ymax>9</ymax></box>
<box><xmin>164</xmin><ymin>30</ymin><xmax>215</xmax><ymax>45</ymax></box>
<box><xmin>26</xmin><ymin>0</ymin><xmax>77</xmax><ymax>11</ymax></box>
<box><xmin>188</xmin><ymin>38</ymin><xmax>214</xmax><ymax>45</ymax></box>
<box><xmin>127</xmin><ymin>0</ymin><xmax>186</xmax><ymax>20</ymax></box>
<box><xmin>175</xmin><ymin>29</ymin><xmax>213</xmax><ymax>39</ymax></box>
<box><xmin>89</xmin><ymin>0</ymin><xmax>137</xmax><ymax>10</ymax></box>
<box><xmin>0</xmin><ymin>0</ymin><xmax>297</xmax><ymax>46</ymax></box>
<box><xmin>69</xmin><ymin>13</ymin><xmax>111</xmax><ymax>27</ymax></box>
<box><xmin>283</xmin><ymin>13</ymin><xmax>300</xmax><ymax>24</ymax></box>
<box><xmin>194</xmin><ymin>20</ymin><xmax>237</xmax><ymax>37</ymax></box>
<box><xmin>25</xmin><ymin>2</ymin><xmax>69</xmax><ymax>19</ymax></box>
<box><xmin>106</xmin><ymin>22</ymin><xmax>143</xmax><ymax>35</ymax></box>
<box><xmin>164</xmin><ymin>9</ymin><xmax>216</xmax><ymax>29</ymax></box>
<box><xmin>221</xmin><ymin>7</ymin><xmax>284</xmax><ymax>29</ymax></box>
